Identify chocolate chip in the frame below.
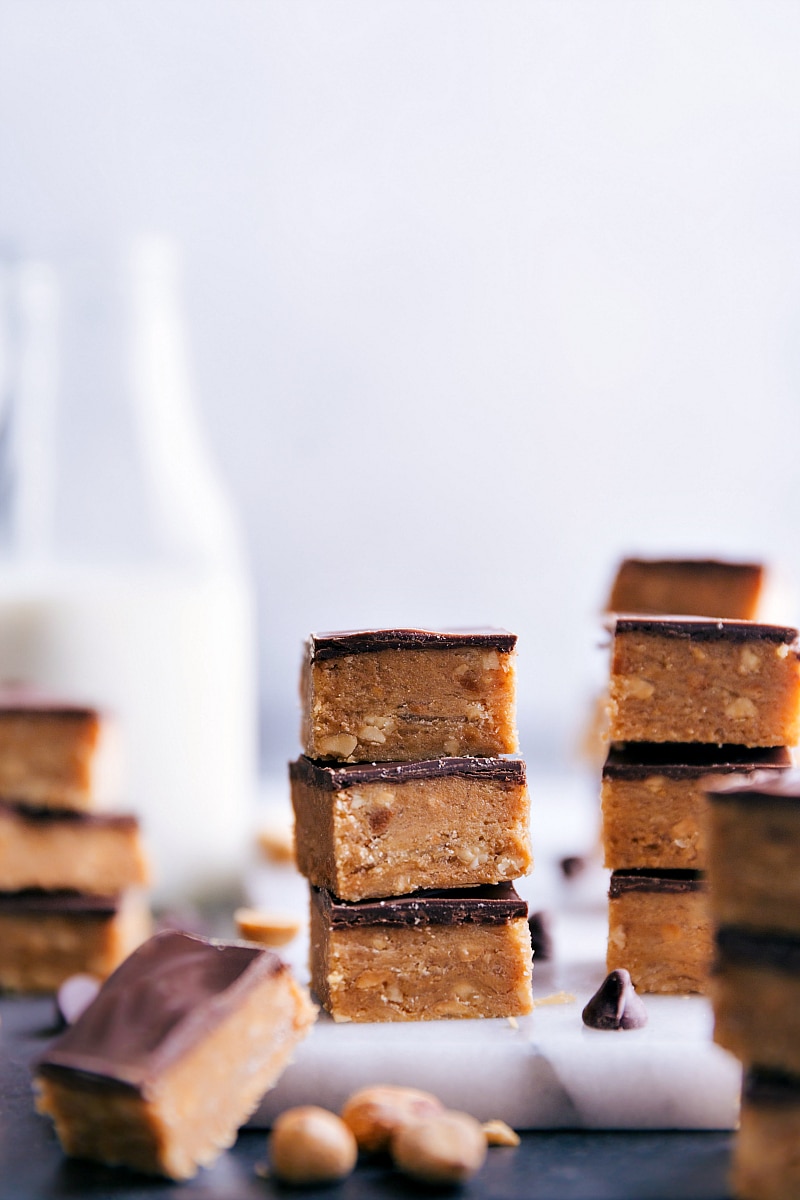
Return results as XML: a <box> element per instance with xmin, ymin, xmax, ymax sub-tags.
<box><xmin>559</xmin><ymin>855</ymin><xmax>587</xmax><ymax>880</ymax></box>
<box><xmin>56</xmin><ymin>973</ymin><xmax>101</xmax><ymax>1026</ymax></box>
<box><xmin>582</xmin><ymin>969</ymin><xmax>648</xmax><ymax>1031</ymax></box>
<box><xmin>528</xmin><ymin>911</ymin><xmax>553</xmax><ymax>961</ymax></box>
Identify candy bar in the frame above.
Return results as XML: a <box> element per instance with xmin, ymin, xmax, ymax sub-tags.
<box><xmin>0</xmin><ymin>800</ymin><xmax>150</xmax><ymax>894</ymax></box>
<box><xmin>34</xmin><ymin>929</ymin><xmax>317</xmax><ymax>1179</ymax></box>
<box><xmin>711</xmin><ymin>926</ymin><xmax>800</xmax><ymax>1076</ymax></box>
<box><xmin>300</xmin><ymin>628</ymin><xmax>518</xmax><ymax>762</ymax></box>
<box><xmin>707</xmin><ymin>771</ymin><xmax>800</xmax><ymax>937</ymax></box>
<box><xmin>606</xmin><ymin>558</ymin><xmax>767</xmax><ymax>620</ymax></box>
<box><xmin>606</xmin><ymin>869</ymin><xmax>711</xmax><ymax>993</ymax></box>
<box><xmin>734</xmin><ymin>1069</ymin><xmax>800</xmax><ymax>1200</ymax></box>
<box><xmin>309</xmin><ymin>882</ymin><xmax>532</xmax><ymax>1022</ymax></box>
<box><xmin>290</xmin><ymin>754</ymin><xmax>531</xmax><ymax>901</ymax></box>
<box><xmin>609</xmin><ymin>617</ymin><xmax>800</xmax><ymax>747</ymax></box>
<box><xmin>602</xmin><ymin>744</ymin><xmax>790</xmax><ymax>871</ymax></box>
<box><xmin>0</xmin><ymin>889</ymin><xmax>150</xmax><ymax>992</ymax></box>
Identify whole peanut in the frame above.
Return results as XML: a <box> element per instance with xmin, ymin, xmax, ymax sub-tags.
<box><xmin>269</xmin><ymin>1106</ymin><xmax>357</xmax><ymax>1185</ymax></box>
<box><xmin>341</xmin><ymin>1085</ymin><xmax>444</xmax><ymax>1153</ymax></box>
<box><xmin>391</xmin><ymin>1110</ymin><xmax>487</xmax><ymax>1184</ymax></box>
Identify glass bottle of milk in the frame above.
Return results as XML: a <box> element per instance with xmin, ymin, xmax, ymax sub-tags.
<box><xmin>0</xmin><ymin>238</ymin><xmax>257</xmax><ymax>903</ymax></box>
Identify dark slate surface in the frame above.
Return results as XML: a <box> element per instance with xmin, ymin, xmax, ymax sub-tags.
<box><xmin>1</xmin><ymin>995</ymin><xmax>734</xmax><ymax>1200</ymax></box>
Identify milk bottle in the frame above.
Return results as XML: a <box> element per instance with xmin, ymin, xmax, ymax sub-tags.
<box><xmin>0</xmin><ymin>239</ymin><xmax>257</xmax><ymax>901</ymax></box>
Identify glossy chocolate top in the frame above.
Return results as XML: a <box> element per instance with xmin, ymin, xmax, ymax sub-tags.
<box><xmin>707</xmin><ymin>767</ymin><xmax>800</xmax><ymax>806</ymax></box>
<box><xmin>36</xmin><ymin>930</ymin><xmax>286</xmax><ymax>1095</ymax></box>
<box><xmin>609</xmin><ymin>869</ymin><xmax>706</xmax><ymax>898</ymax></box>
<box><xmin>0</xmin><ymin>889</ymin><xmax>121</xmax><ymax>916</ymax></box>
<box><xmin>603</xmin><ymin>744</ymin><xmax>791</xmax><ymax>781</ymax></box>
<box><xmin>291</xmin><ymin>754</ymin><xmax>526</xmax><ymax>790</ymax></box>
<box><xmin>313</xmin><ymin>882</ymin><xmax>527</xmax><ymax>928</ymax></box>
<box><xmin>715</xmin><ymin>926</ymin><xmax>800</xmax><ymax>974</ymax></box>
<box><xmin>0</xmin><ymin>798</ymin><xmax>138</xmax><ymax>828</ymax></box>
<box><xmin>307</xmin><ymin>628</ymin><xmax>517</xmax><ymax>661</ymax></box>
<box><xmin>744</xmin><ymin>1068</ymin><xmax>800</xmax><ymax>1107</ymax></box>
<box><xmin>613</xmin><ymin>615</ymin><xmax>798</xmax><ymax>645</ymax></box>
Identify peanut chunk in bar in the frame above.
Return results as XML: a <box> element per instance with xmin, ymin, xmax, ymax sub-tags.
<box><xmin>291</xmin><ymin>755</ymin><xmax>531</xmax><ymax>901</ymax></box>
<box><xmin>310</xmin><ymin>883</ymin><xmax>532</xmax><ymax>1022</ymax></box>
<box><xmin>34</xmin><ymin>930</ymin><xmax>317</xmax><ymax>1179</ymax></box>
<box><xmin>0</xmin><ymin>801</ymin><xmax>150</xmax><ymax>895</ymax></box>
<box><xmin>0</xmin><ymin>889</ymin><xmax>150</xmax><ymax>992</ymax></box>
<box><xmin>609</xmin><ymin>617</ymin><xmax>800</xmax><ymax>747</ymax></box>
<box><xmin>707</xmin><ymin>771</ymin><xmax>800</xmax><ymax>937</ymax></box>
<box><xmin>602</xmin><ymin>745</ymin><xmax>790</xmax><ymax>871</ymax></box>
<box><xmin>606</xmin><ymin>558</ymin><xmax>767</xmax><ymax>620</ymax></box>
<box><xmin>607</xmin><ymin>870</ymin><xmax>711</xmax><ymax>993</ymax></box>
<box><xmin>301</xmin><ymin>628</ymin><xmax>518</xmax><ymax>762</ymax></box>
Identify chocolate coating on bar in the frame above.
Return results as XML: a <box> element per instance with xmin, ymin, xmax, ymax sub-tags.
<box><xmin>603</xmin><ymin>744</ymin><xmax>791</xmax><ymax>781</ymax></box>
<box><xmin>744</xmin><ymin>1068</ymin><xmax>800</xmax><ymax>1107</ymax></box>
<box><xmin>312</xmin><ymin>883</ymin><xmax>527</xmax><ymax>928</ymax></box>
<box><xmin>0</xmin><ymin>798</ymin><xmax>138</xmax><ymax>828</ymax></box>
<box><xmin>707</xmin><ymin>767</ymin><xmax>800</xmax><ymax>807</ymax></box>
<box><xmin>614</xmin><ymin>616</ymin><xmax>798</xmax><ymax>645</ymax></box>
<box><xmin>307</xmin><ymin>628</ymin><xmax>517</xmax><ymax>662</ymax></box>
<box><xmin>36</xmin><ymin>930</ymin><xmax>285</xmax><ymax>1095</ymax></box>
<box><xmin>715</xmin><ymin>926</ymin><xmax>800</xmax><ymax>975</ymax></box>
<box><xmin>609</xmin><ymin>869</ymin><xmax>706</xmax><ymax>898</ymax></box>
<box><xmin>0</xmin><ymin>889</ymin><xmax>122</xmax><ymax>916</ymax></box>
<box><xmin>291</xmin><ymin>754</ymin><xmax>525</xmax><ymax>791</ymax></box>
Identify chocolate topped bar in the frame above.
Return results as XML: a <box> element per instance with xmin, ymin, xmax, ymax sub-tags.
<box><xmin>311</xmin><ymin>883</ymin><xmax>527</xmax><ymax>929</ymax></box>
<box><xmin>603</xmin><ymin>744</ymin><xmax>791</xmax><ymax>781</ymax></box>
<box><xmin>743</xmin><ymin>1068</ymin><xmax>800</xmax><ymax>1107</ymax></box>
<box><xmin>707</xmin><ymin>768</ymin><xmax>800</xmax><ymax>806</ymax></box>
<box><xmin>609</xmin><ymin>869</ymin><xmax>706</xmax><ymax>898</ymax></box>
<box><xmin>36</xmin><ymin>930</ymin><xmax>286</xmax><ymax>1095</ymax></box>
<box><xmin>606</xmin><ymin>558</ymin><xmax>766</xmax><ymax>619</ymax></box>
<box><xmin>715</xmin><ymin>926</ymin><xmax>800</xmax><ymax>975</ymax></box>
<box><xmin>613</xmin><ymin>616</ymin><xmax>799</xmax><ymax>645</ymax></box>
<box><xmin>0</xmin><ymin>889</ymin><xmax>123</xmax><ymax>916</ymax></box>
<box><xmin>0</xmin><ymin>798</ymin><xmax>138</xmax><ymax>828</ymax></box>
<box><xmin>307</xmin><ymin>628</ymin><xmax>517</xmax><ymax>662</ymax></box>
<box><xmin>291</xmin><ymin>754</ymin><xmax>525</xmax><ymax>790</ymax></box>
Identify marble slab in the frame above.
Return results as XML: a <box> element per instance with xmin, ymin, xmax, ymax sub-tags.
<box><xmin>245</xmin><ymin>771</ymin><xmax>741</xmax><ymax>1131</ymax></box>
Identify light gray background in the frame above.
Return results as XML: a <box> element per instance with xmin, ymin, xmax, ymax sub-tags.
<box><xmin>1</xmin><ymin>1</ymin><xmax>799</xmax><ymax>770</ymax></box>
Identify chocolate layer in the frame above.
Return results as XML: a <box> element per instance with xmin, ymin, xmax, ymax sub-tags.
<box><xmin>609</xmin><ymin>869</ymin><xmax>706</xmax><ymax>898</ymax></box>
<box><xmin>614</xmin><ymin>616</ymin><xmax>798</xmax><ymax>645</ymax></box>
<box><xmin>0</xmin><ymin>798</ymin><xmax>138</xmax><ymax>828</ymax></box>
<box><xmin>0</xmin><ymin>889</ymin><xmax>122</xmax><ymax>916</ymax></box>
<box><xmin>291</xmin><ymin>754</ymin><xmax>525</xmax><ymax>791</ymax></box>
<box><xmin>707</xmin><ymin>767</ymin><xmax>800</xmax><ymax>807</ymax></box>
<box><xmin>715</xmin><ymin>926</ymin><xmax>800</xmax><ymax>975</ymax></box>
<box><xmin>307</xmin><ymin>628</ymin><xmax>517</xmax><ymax>662</ymax></box>
<box><xmin>312</xmin><ymin>883</ymin><xmax>527</xmax><ymax>928</ymax></box>
<box><xmin>603</xmin><ymin>744</ymin><xmax>791</xmax><ymax>781</ymax></box>
<box><xmin>744</xmin><ymin>1068</ymin><xmax>800</xmax><ymax>1108</ymax></box>
<box><xmin>36</xmin><ymin>930</ymin><xmax>285</xmax><ymax>1095</ymax></box>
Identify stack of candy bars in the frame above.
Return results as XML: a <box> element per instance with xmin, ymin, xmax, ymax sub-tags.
<box><xmin>600</xmin><ymin>559</ymin><xmax>799</xmax><ymax>992</ymax></box>
<box><xmin>0</xmin><ymin>693</ymin><xmax>151</xmax><ymax>991</ymax></box>
<box><xmin>706</xmin><ymin>770</ymin><xmax>800</xmax><ymax>1200</ymax></box>
<box><xmin>290</xmin><ymin>628</ymin><xmax>534</xmax><ymax>1021</ymax></box>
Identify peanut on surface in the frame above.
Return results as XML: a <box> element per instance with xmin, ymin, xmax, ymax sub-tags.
<box><xmin>341</xmin><ymin>1085</ymin><xmax>444</xmax><ymax>1153</ymax></box>
<box><xmin>391</xmin><ymin>1110</ymin><xmax>487</xmax><ymax>1185</ymax></box>
<box><xmin>268</xmin><ymin>1106</ymin><xmax>358</xmax><ymax>1185</ymax></box>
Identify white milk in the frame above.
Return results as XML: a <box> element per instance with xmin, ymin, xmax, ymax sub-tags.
<box><xmin>0</xmin><ymin>562</ymin><xmax>257</xmax><ymax>902</ymax></box>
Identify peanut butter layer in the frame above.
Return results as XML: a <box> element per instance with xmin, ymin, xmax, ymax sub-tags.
<box><xmin>0</xmin><ymin>890</ymin><xmax>150</xmax><ymax>992</ymax></box>
<box><xmin>0</xmin><ymin>699</ymin><xmax>121</xmax><ymax>811</ymax></box>
<box><xmin>0</xmin><ymin>801</ymin><xmax>150</xmax><ymax>894</ymax></box>
<box><xmin>707</xmin><ymin>771</ymin><xmax>800</xmax><ymax>936</ymax></box>
<box><xmin>301</xmin><ymin>628</ymin><xmax>518</xmax><ymax>762</ymax></box>
<box><xmin>310</xmin><ymin>884</ymin><xmax>532</xmax><ymax>1022</ymax></box>
<box><xmin>606</xmin><ymin>870</ymin><xmax>711</xmax><ymax>993</ymax></box>
<box><xmin>609</xmin><ymin>618</ymin><xmax>800</xmax><ymax>747</ymax></box>
<box><xmin>35</xmin><ymin>930</ymin><xmax>317</xmax><ymax>1179</ymax></box>
<box><xmin>712</xmin><ymin>927</ymin><xmax>800</xmax><ymax>1075</ymax></box>
<box><xmin>291</xmin><ymin>756</ymin><xmax>531</xmax><ymax>901</ymax></box>
<box><xmin>606</xmin><ymin>558</ymin><xmax>766</xmax><ymax>619</ymax></box>
<box><xmin>601</xmin><ymin>745</ymin><xmax>790</xmax><ymax>871</ymax></box>
<box><xmin>734</xmin><ymin>1071</ymin><xmax>800</xmax><ymax>1200</ymax></box>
